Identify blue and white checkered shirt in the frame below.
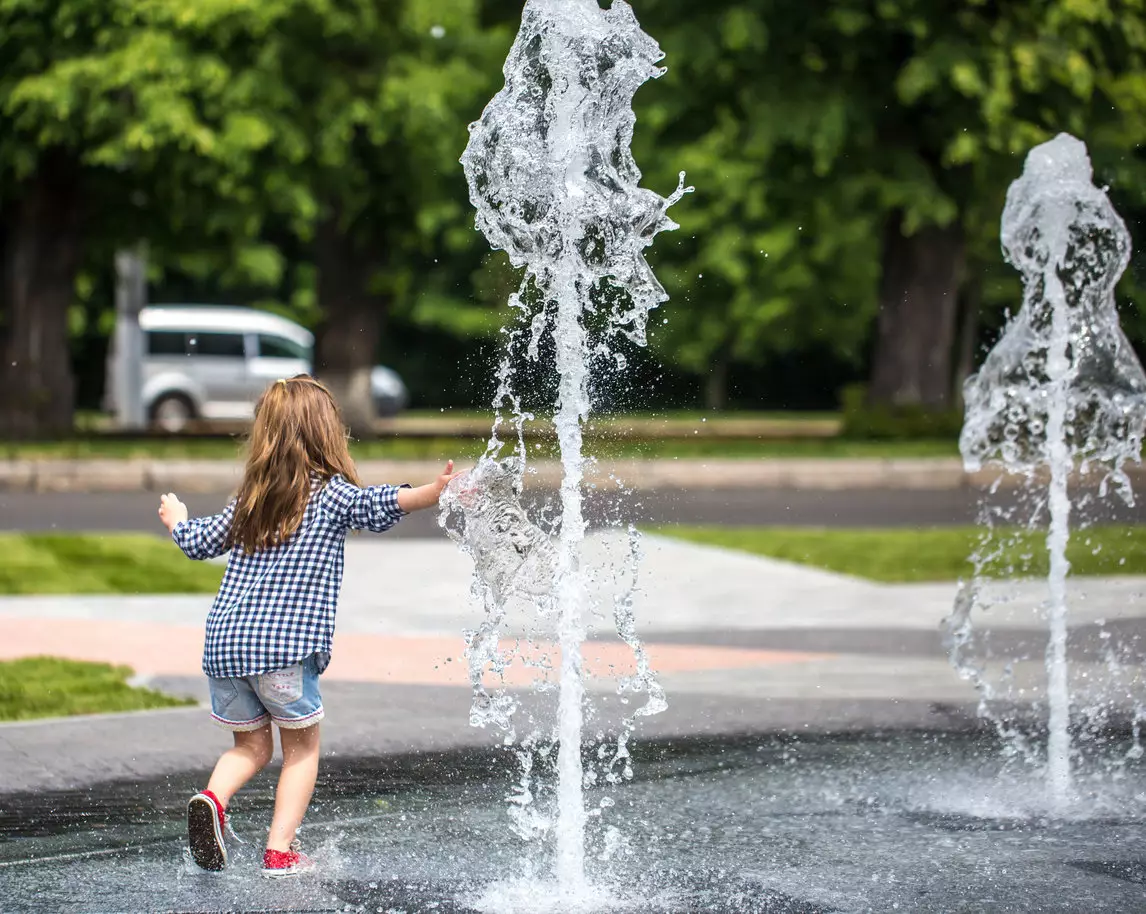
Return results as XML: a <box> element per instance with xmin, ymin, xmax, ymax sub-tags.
<box><xmin>172</xmin><ymin>475</ymin><xmax>407</xmax><ymax>679</ymax></box>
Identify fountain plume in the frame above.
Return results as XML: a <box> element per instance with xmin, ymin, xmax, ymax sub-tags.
<box><xmin>946</xmin><ymin>133</ymin><xmax>1146</xmax><ymax>810</ymax></box>
<box><xmin>446</xmin><ymin>0</ymin><xmax>688</xmax><ymax>895</ymax></box>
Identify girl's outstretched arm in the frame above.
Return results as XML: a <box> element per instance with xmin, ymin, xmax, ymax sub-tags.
<box><xmin>320</xmin><ymin>462</ymin><xmax>462</xmax><ymax>533</ymax></box>
<box><xmin>397</xmin><ymin>461</ymin><xmax>460</xmax><ymax>513</ymax></box>
<box><xmin>161</xmin><ymin>493</ymin><xmax>235</xmax><ymax>560</ymax></box>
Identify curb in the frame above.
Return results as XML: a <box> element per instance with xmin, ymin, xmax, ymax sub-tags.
<box><xmin>2</xmin><ymin>457</ymin><xmax>1141</xmax><ymax>493</ymax></box>
<box><xmin>0</xmin><ymin>459</ymin><xmax>242</xmax><ymax>494</ymax></box>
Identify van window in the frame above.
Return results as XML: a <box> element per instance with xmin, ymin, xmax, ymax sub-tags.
<box><xmin>257</xmin><ymin>334</ymin><xmax>311</xmax><ymax>361</ymax></box>
<box><xmin>147</xmin><ymin>331</ymin><xmax>187</xmax><ymax>356</ymax></box>
<box><xmin>188</xmin><ymin>333</ymin><xmax>246</xmax><ymax>358</ymax></box>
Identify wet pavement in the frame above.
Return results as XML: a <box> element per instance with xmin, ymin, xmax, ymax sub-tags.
<box><xmin>2</xmin><ymin>735</ymin><xmax>1145</xmax><ymax>913</ymax></box>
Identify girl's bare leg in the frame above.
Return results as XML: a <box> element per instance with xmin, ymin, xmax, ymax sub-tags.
<box><xmin>206</xmin><ymin>726</ymin><xmax>275</xmax><ymax>807</ymax></box>
<box><xmin>266</xmin><ymin>724</ymin><xmax>321</xmax><ymax>852</ymax></box>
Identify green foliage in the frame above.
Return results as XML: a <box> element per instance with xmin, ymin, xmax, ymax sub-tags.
<box><xmin>1</xmin><ymin>0</ymin><xmax>511</xmax><ymax>334</ymax></box>
<box><xmin>0</xmin><ymin>656</ymin><xmax>193</xmax><ymax>721</ymax></box>
<box><xmin>7</xmin><ymin>1</ymin><xmax>1146</xmax><ymax>414</ymax></box>
<box><xmin>633</xmin><ymin>2</ymin><xmax>883</xmax><ymax>379</ymax></box>
<box><xmin>632</xmin><ymin>0</ymin><xmax>1146</xmax><ymax>400</ymax></box>
<box><xmin>652</xmin><ymin>523</ymin><xmax>1146</xmax><ymax>582</ymax></box>
<box><xmin>0</xmin><ymin>0</ymin><xmax>315</xmax><ymax>272</ymax></box>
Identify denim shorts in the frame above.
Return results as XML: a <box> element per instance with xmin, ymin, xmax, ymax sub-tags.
<box><xmin>208</xmin><ymin>654</ymin><xmax>324</xmax><ymax>732</ymax></box>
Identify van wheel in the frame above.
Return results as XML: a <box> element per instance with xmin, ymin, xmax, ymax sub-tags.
<box><xmin>150</xmin><ymin>394</ymin><xmax>196</xmax><ymax>433</ymax></box>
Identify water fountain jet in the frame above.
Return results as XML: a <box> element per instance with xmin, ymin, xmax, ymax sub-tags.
<box><xmin>947</xmin><ymin>133</ymin><xmax>1146</xmax><ymax>811</ymax></box>
<box><xmin>451</xmin><ymin>0</ymin><xmax>687</xmax><ymax>896</ymax></box>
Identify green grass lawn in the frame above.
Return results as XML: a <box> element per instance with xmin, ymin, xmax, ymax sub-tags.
<box><xmin>4</xmin><ymin>524</ymin><xmax>1140</xmax><ymax>595</ymax></box>
<box><xmin>650</xmin><ymin>524</ymin><xmax>1146</xmax><ymax>582</ymax></box>
<box><xmin>1</xmin><ymin>435</ymin><xmax>958</xmax><ymax>462</ymax></box>
<box><xmin>0</xmin><ymin>534</ymin><xmax>223</xmax><ymax>595</ymax></box>
<box><xmin>0</xmin><ymin>656</ymin><xmax>195</xmax><ymax>721</ymax></box>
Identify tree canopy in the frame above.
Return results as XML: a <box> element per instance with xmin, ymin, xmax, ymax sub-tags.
<box><xmin>4</xmin><ymin>0</ymin><xmax>1146</xmax><ymax>433</ymax></box>
<box><xmin>0</xmin><ymin>0</ymin><xmax>504</xmax><ymax>434</ymax></box>
<box><xmin>632</xmin><ymin>0</ymin><xmax>1146</xmax><ymax>409</ymax></box>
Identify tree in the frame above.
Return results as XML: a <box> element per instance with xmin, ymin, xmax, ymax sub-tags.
<box><xmin>631</xmin><ymin>3</ymin><xmax>882</xmax><ymax>410</ymax></box>
<box><xmin>633</xmin><ymin>0</ymin><xmax>1146</xmax><ymax>411</ymax></box>
<box><xmin>0</xmin><ymin>0</ymin><xmax>312</xmax><ymax>436</ymax></box>
<box><xmin>1</xmin><ymin>0</ymin><xmax>505</xmax><ymax>436</ymax></box>
<box><xmin>239</xmin><ymin>0</ymin><xmax>505</xmax><ymax>431</ymax></box>
<box><xmin>856</xmin><ymin>0</ymin><xmax>1146</xmax><ymax>409</ymax></box>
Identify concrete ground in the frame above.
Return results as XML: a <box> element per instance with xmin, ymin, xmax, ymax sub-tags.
<box><xmin>2</xmin><ymin>533</ymin><xmax>1144</xmax><ymax>794</ymax></box>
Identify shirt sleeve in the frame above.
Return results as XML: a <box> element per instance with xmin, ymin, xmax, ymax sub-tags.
<box><xmin>171</xmin><ymin>501</ymin><xmax>236</xmax><ymax>560</ymax></box>
<box><xmin>320</xmin><ymin>475</ymin><xmax>409</xmax><ymax>533</ymax></box>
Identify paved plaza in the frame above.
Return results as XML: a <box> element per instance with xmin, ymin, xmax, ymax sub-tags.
<box><xmin>2</xmin><ymin>494</ymin><xmax>1145</xmax><ymax>913</ymax></box>
<box><xmin>3</xmin><ymin>532</ymin><xmax>1143</xmax><ymax>793</ymax></box>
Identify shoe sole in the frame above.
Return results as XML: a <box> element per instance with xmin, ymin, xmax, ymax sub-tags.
<box><xmin>261</xmin><ymin>867</ymin><xmax>300</xmax><ymax>878</ymax></box>
<box><xmin>187</xmin><ymin>796</ymin><xmax>227</xmax><ymax>871</ymax></box>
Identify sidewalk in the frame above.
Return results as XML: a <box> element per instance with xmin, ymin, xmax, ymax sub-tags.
<box><xmin>3</xmin><ymin>455</ymin><xmax>1139</xmax><ymax>493</ymax></box>
<box><xmin>2</xmin><ymin>533</ymin><xmax>1144</xmax><ymax>793</ymax></box>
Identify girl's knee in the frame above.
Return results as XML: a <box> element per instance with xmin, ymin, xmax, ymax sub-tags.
<box><xmin>278</xmin><ymin>722</ymin><xmax>321</xmax><ymax>761</ymax></box>
<box><xmin>236</xmin><ymin>726</ymin><xmax>275</xmax><ymax>769</ymax></box>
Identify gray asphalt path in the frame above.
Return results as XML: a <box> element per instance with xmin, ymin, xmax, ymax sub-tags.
<box><xmin>2</xmin><ymin>485</ymin><xmax>1144</xmax><ymax>534</ymax></box>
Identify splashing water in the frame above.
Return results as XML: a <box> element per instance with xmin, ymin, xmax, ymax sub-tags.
<box><xmin>446</xmin><ymin>0</ymin><xmax>688</xmax><ymax>897</ymax></box>
<box><xmin>442</xmin><ymin>458</ymin><xmax>559</xmax><ymax>610</ymax></box>
<box><xmin>945</xmin><ymin>134</ymin><xmax>1146</xmax><ymax>811</ymax></box>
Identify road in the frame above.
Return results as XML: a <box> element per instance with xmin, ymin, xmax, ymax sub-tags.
<box><xmin>3</xmin><ymin>485</ymin><xmax>1143</xmax><ymax>534</ymax></box>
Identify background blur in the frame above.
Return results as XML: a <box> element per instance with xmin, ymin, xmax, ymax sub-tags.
<box><xmin>3</xmin><ymin>0</ymin><xmax>1146</xmax><ymax>438</ymax></box>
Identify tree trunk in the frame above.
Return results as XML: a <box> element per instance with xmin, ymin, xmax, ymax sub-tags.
<box><xmin>953</xmin><ymin>273</ymin><xmax>982</xmax><ymax>409</ymax></box>
<box><xmin>867</xmin><ymin>213</ymin><xmax>965</xmax><ymax>409</ymax></box>
<box><xmin>314</xmin><ymin>214</ymin><xmax>384</xmax><ymax>436</ymax></box>
<box><xmin>704</xmin><ymin>347</ymin><xmax>729</xmax><ymax>411</ymax></box>
<box><xmin>0</xmin><ymin>152</ymin><xmax>84</xmax><ymax>438</ymax></box>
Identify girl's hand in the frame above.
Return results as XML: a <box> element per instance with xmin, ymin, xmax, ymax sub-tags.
<box><xmin>158</xmin><ymin>492</ymin><xmax>189</xmax><ymax>533</ymax></box>
<box><xmin>434</xmin><ymin>460</ymin><xmax>463</xmax><ymax>496</ymax></box>
<box><xmin>399</xmin><ymin>462</ymin><xmax>466</xmax><ymax>513</ymax></box>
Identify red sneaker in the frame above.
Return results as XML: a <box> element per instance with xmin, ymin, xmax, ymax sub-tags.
<box><xmin>187</xmin><ymin>789</ymin><xmax>228</xmax><ymax>871</ymax></box>
<box><xmin>261</xmin><ymin>840</ymin><xmax>311</xmax><ymax>878</ymax></box>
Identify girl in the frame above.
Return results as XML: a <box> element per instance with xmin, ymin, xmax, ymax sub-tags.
<box><xmin>157</xmin><ymin>375</ymin><xmax>458</xmax><ymax>877</ymax></box>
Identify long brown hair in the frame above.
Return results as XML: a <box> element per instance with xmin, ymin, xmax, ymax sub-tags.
<box><xmin>228</xmin><ymin>375</ymin><xmax>361</xmax><ymax>553</ymax></box>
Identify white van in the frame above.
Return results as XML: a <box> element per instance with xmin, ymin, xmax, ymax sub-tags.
<box><xmin>105</xmin><ymin>305</ymin><xmax>407</xmax><ymax>431</ymax></box>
